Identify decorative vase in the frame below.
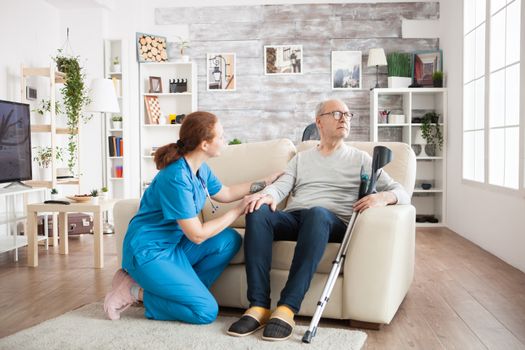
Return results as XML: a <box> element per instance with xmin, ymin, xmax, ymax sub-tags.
<box><xmin>38</xmin><ymin>167</ymin><xmax>51</xmax><ymax>181</ymax></box>
<box><xmin>41</xmin><ymin>112</ymin><xmax>51</xmax><ymax>124</ymax></box>
<box><xmin>421</xmin><ymin>183</ymin><xmax>432</xmax><ymax>190</ymax></box>
<box><xmin>111</xmin><ymin>121</ymin><xmax>122</xmax><ymax>129</ymax></box>
<box><xmin>424</xmin><ymin>144</ymin><xmax>436</xmax><ymax>157</ymax></box>
<box><xmin>411</xmin><ymin>144</ymin><xmax>422</xmax><ymax>156</ymax></box>
<box><xmin>181</xmin><ymin>55</ymin><xmax>190</xmax><ymax>62</ymax></box>
<box><xmin>113</xmin><ymin>64</ymin><xmax>121</xmax><ymax>73</ymax></box>
<box><xmin>387</xmin><ymin>77</ymin><xmax>412</xmax><ymax>89</ymax></box>
<box><xmin>101</xmin><ymin>192</ymin><xmax>109</xmax><ymax>200</ymax></box>
<box><xmin>433</xmin><ymin>79</ymin><xmax>443</xmax><ymax>88</ymax></box>
<box><xmin>91</xmin><ymin>197</ymin><xmax>99</xmax><ymax>205</ymax></box>
<box><xmin>51</xmin><ymin>193</ymin><xmax>58</xmax><ymax>200</ymax></box>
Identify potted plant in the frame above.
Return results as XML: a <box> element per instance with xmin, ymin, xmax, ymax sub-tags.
<box><xmin>112</xmin><ymin>56</ymin><xmax>121</xmax><ymax>72</ymax></box>
<box><xmin>53</xmin><ymin>49</ymin><xmax>91</xmax><ymax>176</ymax></box>
<box><xmin>420</xmin><ymin>112</ymin><xmax>443</xmax><ymax>156</ymax></box>
<box><xmin>32</xmin><ymin>99</ymin><xmax>62</xmax><ymax>124</ymax></box>
<box><xmin>100</xmin><ymin>186</ymin><xmax>109</xmax><ymax>200</ymax></box>
<box><xmin>90</xmin><ymin>189</ymin><xmax>99</xmax><ymax>205</ymax></box>
<box><xmin>228</xmin><ymin>138</ymin><xmax>242</xmax><ymax>145</ymax></box>
<box><xmin>33</xmin><ymin>146</ymin><xmax>64</xmax><ymax>180</ymax></box>
<box><xmin>386</xmin><ymin>52</ymin><xmax>412</xmax><ymax>88</ymax></box>
<box><xmin>432</xmin><ymin>71</ymin><xmax>444</xmax><ymax>87</ymax></box>
<box><xmin>111</xmin><ymin>115</ymin><xmax>123</xmax><ymax>129</ymax></box>
<box><xmin>176</xmin><ymin>36</ymin><xmax>191</xmax><ymax>62</ymax></box>
<box><xmin>50</xmin><ymin>188</ymin><xmax>59</xmax><ymax>200</ymax></box>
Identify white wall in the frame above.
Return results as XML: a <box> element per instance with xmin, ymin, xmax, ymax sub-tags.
<box><xmin>0</xmin><ymin>1</ymin><xmax>60</xmax><ymax>100</ymax></box>
<box><xmin>441</xmin><ymin>0</ymin><xmax>525</xmax><ymax>273</ymax></box>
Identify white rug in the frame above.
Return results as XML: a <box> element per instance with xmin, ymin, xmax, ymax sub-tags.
<box><xmin>0</xmin><ymin>302</ymin><xmax>367</xmax><ymax>349</ymax></box>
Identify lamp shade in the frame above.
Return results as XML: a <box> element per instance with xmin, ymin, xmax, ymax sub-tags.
<box><xmin>367</xmin><ymin>48</ymin><xmax>387</xmax><ymax>67</ymax></box>
<box><xmin>86</xmin><ymin>78</ymin><xmax>120</xmax><ymax>113</ymax></box>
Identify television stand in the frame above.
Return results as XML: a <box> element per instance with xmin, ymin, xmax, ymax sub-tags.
<box><xmin>3</xmin><ymin>181</ymin><xmax>32</xmax><ymax>189</ymax></box>
<box><xmin>0</xmin><ymin>186</ymin><xmax>49</xmax><ymax>262</ymax></box>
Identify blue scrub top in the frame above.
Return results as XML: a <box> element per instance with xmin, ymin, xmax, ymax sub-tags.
<box><xmin>122</xmin><ymin>157</ymin><xmax>222</xmax><ymax>270</ymax></box>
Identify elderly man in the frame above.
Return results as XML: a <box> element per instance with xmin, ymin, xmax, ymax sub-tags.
<box><xmin>227</xmin><ymin>99</ymin><xmax>410</xmax><ymax>341</ymax></box>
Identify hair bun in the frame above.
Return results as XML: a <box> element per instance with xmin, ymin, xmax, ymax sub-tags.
<box><xmin>176</xmin><ymin>139</ymin><xmax>185</xmax><ymax>148</ymax></box>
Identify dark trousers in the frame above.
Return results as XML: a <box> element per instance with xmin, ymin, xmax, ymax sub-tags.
<box><xmin>244</xmin><ymin>205</ymin><xmax>347</xmax><ymax>313</ymax></box>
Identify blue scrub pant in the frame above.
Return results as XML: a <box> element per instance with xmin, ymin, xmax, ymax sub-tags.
<box><xmin>244</xmin><ymin>205</ymin><xmax>347</xmax><ymax>313</ymax></box>
<box><xmin>126</xmin><ymin>228</ymin><xmax>241</xmax><ymax>324</ymax></box>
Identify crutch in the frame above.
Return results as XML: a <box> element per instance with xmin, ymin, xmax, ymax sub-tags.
<box><xmin>302</xmin><ymin>145</ymin><xmax>393</xmax><ymax>344</ymax></box>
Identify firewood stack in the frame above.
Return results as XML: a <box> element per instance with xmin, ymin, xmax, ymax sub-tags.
<box><xmin>138</xmin><ymin>34</ymin><xmax>168</xmax><ymax>62</ymax></box>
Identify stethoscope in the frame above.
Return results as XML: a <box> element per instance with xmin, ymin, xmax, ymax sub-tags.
<box><xmin>198</xmin><ymin>174</ymin><xmax>219</xmax><ymax>214</ymax></box>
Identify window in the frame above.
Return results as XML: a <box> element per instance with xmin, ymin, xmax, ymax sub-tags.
<box><xmin>463</xmin><ymin>0</ymin><xmax>486</xmax><ymax>182</ymax></box>
<box><xmin>463</xmin><ymin>0</ymin><xmax>522</xmax><ymax>190</ymax></box>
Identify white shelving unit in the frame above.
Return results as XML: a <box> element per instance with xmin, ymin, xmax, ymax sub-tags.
<box><xmin>103</xmin><ymin>39</ymin><xmax>130</xmax><ymax>200</ymax></box>
<box><xmin>21</xmin><ymin>66</ymin><xmax>81</xmax><ymax>191</ymax></box>
<box><xmin>138</xmin><ymin>62</ymin><xmax>197</xmax><ymax>194</ymax></box>
<box><xmin>0</xmin><ymin>187</ymin><xmax>49</xmax><ymax>261</ymax></box>
<box><xmin>370</xmin><ymin>88</ymin><xmax>447</xmax><ymax>227</ymax></box>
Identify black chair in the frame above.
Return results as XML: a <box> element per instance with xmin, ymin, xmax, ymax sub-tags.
<box><xmin>301</xmin><ymin>123</ymin><xmax>320</xmax><ymax>141</ymax></box>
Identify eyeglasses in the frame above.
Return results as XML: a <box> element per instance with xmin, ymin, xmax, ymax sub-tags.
<box><xmin>319</xmin><ymin>111</ymin><xmax>354</xmax><ymax>121</ymax></box>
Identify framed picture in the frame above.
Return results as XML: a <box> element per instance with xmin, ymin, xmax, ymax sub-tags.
<box><xmin>149</xmin><ymin>76</ymin><xmax>162</xmax><ymax>93</ymax></box>
<box><xmin>144</xmin><ymin>95</ymin><xmax>162</xmax><ymax>124</ymax></box>
<box><xmin>136</xmin><ymin>32</ymin><xmax>168</xmax><ymax>63</ymax></box>
<box><xmin>331</xmin><ymin>51</ymin><xmax>362</xmax><ymax>90</ymax></box>
<box><xmin>412</xmin><ymin>50</ymin><xmax>443</xmax><ymax>86</ymax></box>
<box><xmin>264</xmin><ymin>45</ymin><xmax>302</xmax><ymax>75</ymax></box>
<box><xmin>207</xmin><ymin>53</ymin><xmax>236</xmax><ymax>91</ymax></box>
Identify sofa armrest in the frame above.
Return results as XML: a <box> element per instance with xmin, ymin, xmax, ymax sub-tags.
<box><xmin>114</xmin><ymin>199</ymin><xmax>140</xmax><ymax>266</ymax></box>
<box><xmin>342</xmin><ymin>205</ymin><xmax>415</xmax><ymax>323</ymax></box>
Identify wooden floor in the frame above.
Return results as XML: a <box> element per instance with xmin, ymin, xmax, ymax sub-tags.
<box><xmin>1</xmin><ymin>228</ymin><xmax>525</xmax><ymax>349</ymax></box>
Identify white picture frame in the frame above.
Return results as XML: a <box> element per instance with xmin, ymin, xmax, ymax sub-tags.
<box><xmin>207</xmin><ymin>53</ymin><xmax>236</xmax><ymax>91</ymax></box>
<box><xmin>331</xmin><ymin>51</ymin><xmax>362</xmax><ymax>90</ymax></box>
<box><xmin>264</xmin><ymin>45</ymin><xmax>303</xmax><ymax>75</ymax></box>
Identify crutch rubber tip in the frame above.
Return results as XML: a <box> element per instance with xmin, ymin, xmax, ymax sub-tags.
<box><xmin>302</xmin><ymin>330</ymin><xmax>313</xmax><ymax>343</ymax></box>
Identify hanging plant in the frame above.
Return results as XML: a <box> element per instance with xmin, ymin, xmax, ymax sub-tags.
<box><xmin>52</xmin><ymin>49</ymin><xmax>91</xmax><ymax>175</ymax></box>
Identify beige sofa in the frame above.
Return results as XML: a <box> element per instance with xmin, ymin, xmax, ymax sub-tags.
<box><xmin>114</xmin><ymin>139</ymin><xmax>416</xmax><ymax>328</ymax></box>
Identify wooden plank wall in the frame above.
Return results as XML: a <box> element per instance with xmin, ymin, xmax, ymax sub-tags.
<box><xmin>155</xmin><ymin>2</ymin><xmax>439</xmax><ymax>143</ymax></box>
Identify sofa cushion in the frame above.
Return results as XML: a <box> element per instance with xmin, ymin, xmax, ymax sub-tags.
<box><xmin>204</xmin><ymin>139</ymin><xmax>296</xmax><ymax>228</ymax></box>
<box><xmin>230</xmin><ymin>228</ymin><xmax>342</xmax><ymax>274</ymax></box>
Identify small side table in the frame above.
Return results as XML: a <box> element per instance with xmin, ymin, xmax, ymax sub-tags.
<box><xmin>26</xmin><ymin>199</ymin><xmax>117</xmax><ymax>268</ymax></box>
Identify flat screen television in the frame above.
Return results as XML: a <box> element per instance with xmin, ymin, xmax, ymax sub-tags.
<box><xmin>0</xmin><ymin>100</ymin><xmax>32</xmax><ymax>184</ymax></box>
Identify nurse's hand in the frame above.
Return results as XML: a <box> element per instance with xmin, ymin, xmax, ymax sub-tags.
<box><xmin>235</xmin><ymin>193</ymin><xmax>266</xmax><ymax>216</ymax></box>
<box><xmin>244</xmin><ymin>193</ymin><xmax>276</xmax><ymax>214</ymax></box>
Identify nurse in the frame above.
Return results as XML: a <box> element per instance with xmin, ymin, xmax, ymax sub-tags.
<box><xmin>104</xmin><ymin>111</ymin><xmax>280</xmax><ymax>324</ymax></box>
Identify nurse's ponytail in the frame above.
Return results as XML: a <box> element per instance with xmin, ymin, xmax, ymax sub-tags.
<box><xmin>154</xmin><ymin>111</ymin><xmax>218</xmax><ymax>170</ymax></box>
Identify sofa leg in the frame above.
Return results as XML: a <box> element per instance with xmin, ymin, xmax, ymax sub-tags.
<box><xmin>349</xmin><ymin>319</ymin><xmax>382</xmax><ymax>330</ymax></box>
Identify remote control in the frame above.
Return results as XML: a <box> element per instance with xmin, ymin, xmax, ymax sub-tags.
<box><xmin>44</xmin><ymin>200</ymin><xmax>71</xmax><ymax>205</ymax></box>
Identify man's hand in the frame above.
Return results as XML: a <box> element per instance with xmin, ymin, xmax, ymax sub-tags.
<box><xmin>353</xmin><ymin>192</ymin><xmax>397</xmax><ymax>213</ymax></box>
<box><xmin>244</xmin><ymin>194</ymin><xmax>276</xmax><ymax>214</ymax></box>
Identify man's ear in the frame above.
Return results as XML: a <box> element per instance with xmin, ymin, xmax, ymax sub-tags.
<box><xmin>315</xmin><ymin>117</ymin><xmax>322</xmax><ymax>129</ymax></box>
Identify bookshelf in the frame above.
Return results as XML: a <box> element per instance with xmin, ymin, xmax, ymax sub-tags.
<box><xmin>370</xmin><ymin>88</ymin><xmax>447</xmax><ymax>227</ymax></box>
<box><xmin>103</xmin><ymin>39</ymin><xmax>129</xmax><ymax>199</ymax></box>
<box><xmin>138</xmin><ymin>62</ymin><xmax>197</xmax><ymax>194</ymax></box>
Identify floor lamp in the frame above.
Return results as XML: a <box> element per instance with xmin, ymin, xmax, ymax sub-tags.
<box><xmin>86</xmin><ymin>78</ymin><xmax>120</xmax><ymax>234</ymax></box>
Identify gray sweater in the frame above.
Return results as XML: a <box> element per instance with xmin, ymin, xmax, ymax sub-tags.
<box><xmin>262</xmin><ymin>144</ymin><xmax>410</xmax><ymax>224</ymax></box>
